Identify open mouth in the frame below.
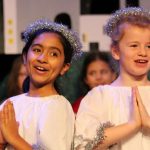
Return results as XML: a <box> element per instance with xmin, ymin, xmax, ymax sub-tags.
<box><xmin>134</xmin><ymin>59</ymin><xmax>148</xmax><ymax>63</ymax></box>
<box><xmin>34</xmin><ymin>66</ymin><xmax>48</xmax><ymax>72</ymax></box>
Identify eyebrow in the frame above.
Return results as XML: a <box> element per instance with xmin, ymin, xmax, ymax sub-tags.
<box><xmin>31</xmin><ymin>44</ymin><xmax>62</xmax><ymax>53</ymax></box>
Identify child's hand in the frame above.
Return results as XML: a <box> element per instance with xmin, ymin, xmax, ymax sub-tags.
<box><xmin>0</xmin><ymin>100</ymin><xmax>20</xmax><ymax>145</ymax></box>
<box><xmin>129</xmin><ymin>87</ymin><xmax>141</xmax><ymax>131</ymax></box>
<box><xmin>0</xmin><ymin>129</ymin><xmax>7</xmax><ymax>150</ymax></box>
<box><xmin>134</xmin><ymin>87</ymin><xmax>150</xmax><ymax>134</ymax></box>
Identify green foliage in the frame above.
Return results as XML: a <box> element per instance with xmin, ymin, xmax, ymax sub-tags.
<box><xmin>56</xmin><ymin>53</ymin><xmax>87</xmax><ymax>104</ymax></box>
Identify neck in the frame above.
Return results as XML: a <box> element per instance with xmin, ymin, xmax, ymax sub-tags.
<box><xmin>111</xmin><ymin>73</ymin><xmax>150</xmax><ymax>87</ymax></box>
<box><xmin>28</xmin><ymin>83</ymin><xmax>58</xmax><ymax>97</ymax></box>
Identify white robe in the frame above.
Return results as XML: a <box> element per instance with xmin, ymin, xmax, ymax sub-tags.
<box><xmin>75</xmin><ymin>85</ymin><xmax>150</xmax><ymax>150</ymax></box>
<box><xmin>1</xmin><ymin>93</ymin><xmax>75</xmax><ymax>150</ymax></box>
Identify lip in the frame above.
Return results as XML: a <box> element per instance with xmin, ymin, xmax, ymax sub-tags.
<box><xmin>134</xmin><ymin>59</ymin><xmax>148</xmax><ymax>68</ymax></box>
<box><xmin>134</xmin><ymin>59</ymin><xmax>148</xmax><ymax>63</ymax></box>
<box><xmin>33</xmin><ymin>65</ymin><xmax>49</xmax><ymax>74</ymax></box>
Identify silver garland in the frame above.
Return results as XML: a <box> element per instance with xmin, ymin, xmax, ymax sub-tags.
<box><xmin>104</xmin><ymin>7</ymin><xmax>150</xmax><ymax>37</ymax></box>
<box><xmin>74</xmin><ymin>121</ymin><xmax>113</xmax><ymax>150</ymax></box>
<box><xmin>23</xmin><ymin>19</ymin><xmax>82</xmax><ymax>60</ymax></box>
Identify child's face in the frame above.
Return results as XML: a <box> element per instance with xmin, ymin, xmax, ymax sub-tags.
<box><xmin>85</xmin><ymin>60</ymin><xmax>115</xmax><ymax>89</ymax></box>
<box><xmin>112</xmin><ymin>24</ymin><xmax>150</xmax><ymax>78</ymax></box>
<box><xmin>24</xmin><ymin>32</ymin><xmax>69</xmax><ymax>88</ymax></box>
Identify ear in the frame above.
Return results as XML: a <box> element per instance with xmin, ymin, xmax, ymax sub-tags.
<box><xmin>111</xmin><ymin>45</ymin><xmax>120</xmax><ymax>61</ymax></box>
<box><xmin>60</xmin><ymin>63</ymin><xmax>70</xmax><ymax>75</ymax></box>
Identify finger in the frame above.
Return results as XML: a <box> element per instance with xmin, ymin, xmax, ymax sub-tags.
<box><xmin>134</xmin><ymin>87</ymin><xmax>148</xmax><ymax>113</ymax></box>
<box><xmin>0</xmin><ymin>110</ymin><xmax>5</xmax><ymax>126</ymax></box>
<box><xmin>7</xmin><ymin>102</ymin><xmax>14</xmax><ymax>120</ymax></box>
<box><xmin>3</xmin><ymin>104</ymin><xmax>9</xmax><ymax>124</ymax></box>
<box><xmin>132</xmin><ymin>87</ymin><xmax>138</xmax><ymax>107</ymax></box>
<box><xmin>134</xmin><ymin>87</ymin><xmax>144</xmax><ymax>107</ymax></box>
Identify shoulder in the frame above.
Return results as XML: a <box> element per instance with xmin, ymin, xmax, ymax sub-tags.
<box><xmin>1</xmin><ymin>93</ymin><xmax>27</xmax><ymax>106</ymax></box>
<box><xmin>41</xmin><ymin>95</ymin><xmax>74</xmax><ymax>115</ymax></box>
<box><xmin>81</xmin><ymin>85</ymin><xmax>112</xmax><ymax>103</ymax></box>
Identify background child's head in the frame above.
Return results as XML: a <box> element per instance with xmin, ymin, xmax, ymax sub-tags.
<box><xmin>81</xmin><ymin>51</ymin><xmax>117</xmax><ymax>92</ymax></box>
<box><xmin>104</xmin><ymin>7</ymin><xmax>150</xmax><ymax>48</ymax></box>
<box><xmin>7</xmin><ymin>56</ymin><xmax>27</xmax><ymax>98</ymax></box>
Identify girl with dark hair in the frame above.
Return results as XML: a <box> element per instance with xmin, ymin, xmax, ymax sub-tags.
<box><xmin>0</xmin><ymin>19</ymin><xmax>82</xmax><ymax>150</ymax></box>
<box><xmin>72</xmin><ymin>51</ymin><xmax>117</xmax><ymax>113</ymax></box>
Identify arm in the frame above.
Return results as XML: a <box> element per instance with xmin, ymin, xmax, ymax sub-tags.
<box><xmin>0</xmin><ymin>100</ymin><xmax>32</xmax><ymax>150</ymax></box>
<box><xmin>38</xmin><ymin>99</ymin><xmax>75</xmax><ymax>150</ymax></box>
<box><xmin>75</xmin><ymin>87</ymin><xmax>141</xmax><ymax>150</ymax></box>
<box><xmin>94</xmin><ymin>87</ymin><xmax>141</xmax><ymax>149</ymax></box>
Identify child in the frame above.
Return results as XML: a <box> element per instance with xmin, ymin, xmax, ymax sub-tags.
<box><xmin>72</xmin><ymin>51</ymin><xmax>117</xmax><ymax>114</ymax></box>
<box><xmin>0</xmin><ymin>19</ymin><xmax>82</xmax><ymax>150</ymax></box>
<box><xmin>74</xmin><ymin>7</ymin><xmax>150</xmax><ymax>150</ymax></box>
<box><xmin>7</xmin><ymin>56</ymin><xmax>28</xmax><ymax>98</ymax></box>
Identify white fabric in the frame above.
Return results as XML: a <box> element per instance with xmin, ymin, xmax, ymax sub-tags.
<box><xmin>2</xmin><ymin>93</ymin><xmax>75</xmax><ymax>150</ymax></box>
<box><xmin>75</xmin><ymin>85</ymin><xmax>150</xmax><ymax>150</ymax></box>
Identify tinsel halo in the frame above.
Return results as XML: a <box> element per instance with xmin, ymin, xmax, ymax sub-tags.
<box><xmin>104</xmin><ymin>7</ymin><xmax>150</xmax><ymax>37</ymax></box>
<box><xmin>23</xmin><ymin>19</ymin><xmax>82</xmax><ymax>60</ymax></box>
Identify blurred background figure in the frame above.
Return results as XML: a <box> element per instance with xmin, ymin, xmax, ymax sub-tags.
<box><xmin>72</xmin><ymin>51</ymin><xmax>118</xmax><ymax>114</ymax></box>
<box><xmin>0</xmin><ymin>56</ymin><xmax>27</xmax><ymax>102</ymax></box>
<box><xmin>54</xmin><ymin>12</ymin><xmax>72</xmax><ymax>29</ymax></box>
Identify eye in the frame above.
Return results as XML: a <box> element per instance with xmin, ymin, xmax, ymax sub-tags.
<box><xmin>101</xmin><ymin>70</ymin><xmax>108</xmax><ymax>75</ymax></box>
<box><xmin>130</xmin><ymin>44</ymin><xmax>138</xmax><ymax>48</ymax></box>
<box><xmin>146</xmin><ymin>45</ymin><xmax>150</xmax><ymax>49</ymax></box>
<box><xmin>49</xmin><ymin>51</ymin><xmax>59</xmax><ymax>57</ymax></box>
<box><xmin>88</xmin><ymin>71</ymin><xmax>96</xmax><ymax>76</ymax></box>
<box><xmin>32</xmin><ymin>48</ymin><xmax>42</xmax><ymax>53</ymax></box>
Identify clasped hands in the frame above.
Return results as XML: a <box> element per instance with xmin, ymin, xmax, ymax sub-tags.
<box><xmin>130</xmin><ymin>87</ymin><xmax>150</xmax><ymax>134</ymax></box>
<box><xmin>0</xmin><ymin>100</ymin><xmax>19</xmax><ymax>149</ymax></box>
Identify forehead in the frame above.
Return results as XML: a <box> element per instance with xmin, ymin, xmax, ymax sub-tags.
<box><xmin>31</xmin><ymin>32</ymin><xmax>63</xmax><ymax>47</ymax></box>
<box><xmin>34</xmin><ymin>32</ymin><xmax>61</xmax><ymax>42</ymax></box>
<box><xmin>87</xmin><ymin>60</ymin><xmax>110</xmax><ymax>70</ymax></box>
<box><xmin>120</xmin><ymin>24</ymin><xmax>150</xmax><ymax>41</ymax></box>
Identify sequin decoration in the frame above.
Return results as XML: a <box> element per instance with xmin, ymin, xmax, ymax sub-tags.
<box><xmin>32</xmin><ymin>144</ymin><xmax>45</xmax><ymax>150</ymax></box>
<box><xmin>74</xmin><ymin>122</ymin><xmax>113</xmax><ymax>150</ymax></box>
<box><xmin>23</xmin><ymin>19</ymin><xmax>82</xmax><ymax>60</ymax></box>
<box><xmin>104</xmin><ymin>7</ymin><xmax>150</xmax><ymax>37</ymax></box>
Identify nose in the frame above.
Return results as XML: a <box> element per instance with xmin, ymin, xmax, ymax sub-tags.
<box><xmin>138</xmin><ymin>47</ymin><xmax>147</xmax><ymax>57</ymax></box>
<box><xmin>37</xmin><ymin>52</ymin><xmax>48</xmax><ymax>63</ymax></box>
<box><xmin>96</xmin><ymin>73</ymin><xmax>102</xmax><ymax>81</ymax></box>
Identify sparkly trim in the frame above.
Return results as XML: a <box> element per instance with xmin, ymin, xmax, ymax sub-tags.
<box><xmin>23</xmin><ymin>19</ymin><xmax>82</xmax><ymax>60</ymax></box>
<box><xmin>104</xmin><ymin>7</ymin><xmax>150</xmax><ymax>37</ymax></box>
<box><xmin>74</xmin><ymin>122</ymin><xmax>113</xmax><ymax>150</ymax></box>
<box><xmin>32</xmin><ymin>144</ymin><xmax>45</xmax><ymax>150</ymax></box>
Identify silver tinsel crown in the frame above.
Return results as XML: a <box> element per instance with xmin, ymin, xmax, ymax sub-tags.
<box><xmin>23</xmin><ymin>19</ymin><xmax>82</xmax><ymax>59</ymax></box>
<box><xmin>104</xmin><ymin>7</ymin><xmax>150</xmax><ymax>37</ymax></box>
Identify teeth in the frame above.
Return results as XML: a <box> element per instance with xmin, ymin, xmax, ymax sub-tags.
<box><xmin>37</xmin><ymin>66</ymin><xmax>45</xmax><ymax>70</ymax></box>
<box><xmin>136</xmin><ymin>60</ymin><xmax>147</xmax><ymax>63</ymax></box>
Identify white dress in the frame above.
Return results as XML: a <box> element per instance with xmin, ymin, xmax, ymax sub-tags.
<box><xmin>1</xmin><ymin>93</ymin><xmax>75</xmax><ymax>150</ymax></box>
<box><xmin>75</xmin><ymin>85</ymin><xmax>150</xmax><ymax>150</ymax></box>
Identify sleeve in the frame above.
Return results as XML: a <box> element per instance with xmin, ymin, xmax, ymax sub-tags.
<box><xmin>74</xmin><ymin>87</ymin><xmax>112</xmax><ymax>149</ymax></box>
<box><xmin>37</xmin><ymin>99</ymin><xmax>75</xmax><ymax>150</ymax></box>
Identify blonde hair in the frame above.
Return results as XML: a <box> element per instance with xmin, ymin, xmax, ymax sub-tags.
<box><xmin>104</xmin><ymin>7</ymin><xmax>150</xmax><ymax>47</ymax></box>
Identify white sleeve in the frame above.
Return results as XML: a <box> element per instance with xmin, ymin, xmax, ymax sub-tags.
<box><xmin>37</xmin><ymin>99</ymin><xmax>75</xmax><ymax>150</ymax></box>
<box><xmin>75</xmin><ymin>87</ymin><xmax>111</xmax><ymax>149</ymax></box>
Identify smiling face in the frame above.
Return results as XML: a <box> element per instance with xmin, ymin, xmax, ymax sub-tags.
<box><xmin>112</xmin><ymin>24</ymin><xmax>150</xmax><ymax>79</ymax></box>
<box><xmin>23</xmin><ymin>32</ymin><xmax>70</xmax><ymax>91</ymax></box>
